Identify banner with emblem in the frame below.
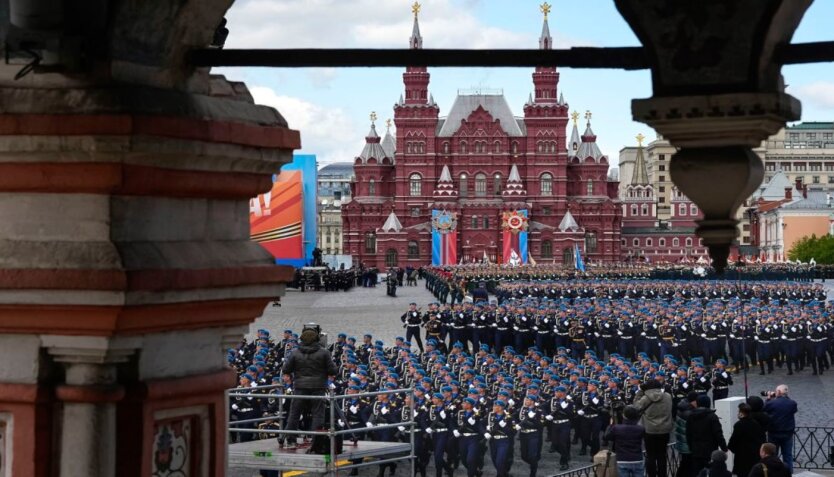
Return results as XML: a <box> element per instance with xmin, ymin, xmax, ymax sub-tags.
<box><xmin>431</xmin><ymin>210</ymin><xmax>458</xmax><ymax>266</ymax></box>
<box><xmin>501</xmin><ymin>209</ymin><xmax>528</xmax><ymax>265</ymax></box>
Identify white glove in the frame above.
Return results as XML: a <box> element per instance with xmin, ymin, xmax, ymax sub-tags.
<box><xmin>508</xmin><ymin>399</ymin><xmax>515</xmax><ymax>406</ymax></box>
<box><xmin>592</xmin><ymin>398</ymin><xmax>599</xmax><ymax>405</ymax></box>
<box><xmin>806</xmin><ymin>336</ymin><xmax>811</xmax><ymax>340</ymax></box>
<box><xmin>468</xmin><ymin>417</ymin><xmax>476</xmax><ymax>425</ymax></box>
<box><xmin>514</xmin><ymin>425</ymin><xmax>522</xmax><ymax>431</ymax></box>
<box><xmin>578</xmin><ymin>410</ymin><xmax>585</xmax><ymax>416</ymax></box>
<box><xmin>366</xmin><ymin>422</ymin><xmax>374</xmax><ymax>428</ymax></box>
<box><xmin>754</xmin><ymin>336</ymin><xmax>760</xmax><ymax>341</ymax></box>
<box><xmin>453</xmin><ymin>430</ymin><xmax>461</xmax><ymax>438</ymax></box>
<box><xmin>338</xmin><ymin>419</ymin><xmax>345</xmax><ymax>427</ymax></box>
<box><xmin>721</xmin><ymin>372</ymin><xmax>728</xmax><ymax>379</ymax></box>
<box><xmin>239</xmin><ymin>350</ymin><xmax>245</xmax><ymax>355</ymax></box>
<box><xmin>700</xmin><ymin>377</ymin><xmax>707</xmax><ymax>383</ymax></box>
<box><xmin>546</xmin><ymin>415</ymin><xmax>554</xmax><ymax>421</ymax></box>
<box><xmin>426</xmin><ymin>428</ymin><xmax>433</xmax><ymax>434</ymax></box>
<box><xmin>673</xmin><ymin>343</ymin><xmax>679</xmax><ymax>347</ymax></box>
<box><xmin>528</xmin><ymin>411</ymin><xmax>536</xmax><ymax>418</ymax></box>
<box><xmin>594</xmin><ymin>333</ymin><xmax>600</xmax><ymax>337</ymax></box>
<box><xmin>682</xmin><ymin>383</ymin><xmax>689</xmax><ymax>389</ymax></box>
<box><xmin>499</xmin><ymin>420</ymin><xmax>507</xmax><ymax>428</ymax></box>
<box><xmin>617</xmin><ymin>331</ymin><xmax>623</xmax><ymax>336</ymax></box>
<box><xmin>350</xmin><ymin>405</ymin><xmax>358</xmax><ymax>414</ymax></box>
<box><xmin>640</xmin><ymin>332</ymin><xmax>646</xmax><ymax>337</ymax></box>
<box><xmin>781</xmin><ymin>335</ymin><xmax>787</xmax><ymax>339</ymax></box>
<box><xmin>560</xmin><ymin>402</ymin><xmax>569</xmax><ymax>409</ymax></box>
<box><xmin>398</xmin><ymin>426</ymin><xmax>406</xmax><ymax>432</ymax></box>
<box><xmin>533</xmin><ymin>326</ymin><xmax>539</xmax><ymax>331</ymax></box>
<box><xmin>439</xmin><ymin>410</ymin><xmax>447</xmax><ymax>419</ymax></box>
<box><xmin>701</xmin><ymin>334</ymin><xmax>707</xmax><ymax>338</ymax></box>
<box><xmin>484</xmin><ymin>432</ymin><xmax>492</xmax><ymax>440</ymax></box>
<box><xmin>232</xmin><ymin>404</ymin><xmax>239</xmax><ymax>410</ymax></box>
<box><xmin>381</xmin><ymin>407</ymin><xmax>389</xmax><ymax>415</ymax></box>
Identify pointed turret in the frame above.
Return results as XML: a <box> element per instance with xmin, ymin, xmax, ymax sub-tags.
<box><xmin>539</xmin><ymin>2</ymin><xmax>552</xmax><ymax>50</ymax></box>
<box><xmin>358</xmin><ymin>116</ymin><xmax>389</xmax><ymax>162</ymax></box>
<box><xmin>502</xmin><ymin>164</ymin><xmax>527</xmax><ymax>198</ymax></box>
<box><xmin>576</xmin><ymin>111</ymin><xmax>604</xmax><ymax>161</ymax></box>
<box><xmin>381</xmin><ymin>119</ymin><xmax>396</xmax><ymax>158</ymax></box>
<box><xmin>433</xmin><ymin>164</ymin><xmax>458</xmax><ymax>198</ymax></box>
<box><xmin>630</xmin><ymin>133</ymin><xmax>649</xmax><ymax>185</ymax></box>
<box><xmin>409</xmin><ymin>1</ymin><xmax>423</xmax><ymax>49</ymax></box>
<box><xmin>568</xmin><ymin>111</ymin><xmax>581</xmax><ymax>155</ymax></box>
<box><xmin>381</xmin><ymin>211</ymin><xmax>403</xmax><ymax>233</ymax></box>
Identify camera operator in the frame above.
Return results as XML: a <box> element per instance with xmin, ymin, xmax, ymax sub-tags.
<box><xmin>281</xmin><ymin>327</ymin><xmax>338</xmax><ymax>449</ymax></box>
<box><xmin>762</xmin><ymin>384</ymin><xmax>798</xmax><ymax>473</ymax></box>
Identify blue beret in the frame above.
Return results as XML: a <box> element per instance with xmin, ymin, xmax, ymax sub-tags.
<box><xmin>338</xmin><ymin>333</ymin><xmax>347</xmax><ymax>338</ymax></box>
<box><xmin>555</xmin><ymin>386</ymin><xmax>567</xmax><ymax>393</ymax></box>
<box><xmin>495</xmin><ymin>399</ymin><xmax>507</xmax><ymax>408</ymax></box>
<box><xmin>385</xmin><ymin>382</ymin><xmax>397</xmax><ymax>389</ymax></box>
<box><xmin>463</xmin><ymin>397</ymin><xmax>477</xmax><ymax>406</ymax></box>
<box><xmin>441</xmin><ymin>386</ymin><xmax>453</xmax><ymax>393</ymax></box>
<box><xmin>283</xmin><ymin>329</ymin><xmax>293</xmax><ymax>334</ymax></box>
<box><xmin>349</xmin><ymin>385</ymin><xmax>362</xmax><ymax>391</ymax></box>
<box><xmin>433</xmin><ymin>392</ymin><xmax>444</xmax><ymax>399</ymax></box>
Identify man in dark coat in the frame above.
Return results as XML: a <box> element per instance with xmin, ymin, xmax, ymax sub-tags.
<box><xmin>282</xmin><ymin>328</ymin><xmax>339</xmax><ymax>447</ymax></box>
<box><xmin>763</xmin><ymin>384</ymin><xmax>798</xmax><ymax>473</ymax></box>
<box><xmin>748</xmin><ymin>443</ymin><xmax>790</xmax><ymax>477</ymax></box>
<box><xmin>746</xmin><ymin>396</ymin><xmax>771</xmax><ymax>433</ymax></box>
<box><xmin>686</xmin><ymin>395</ymin><xmax>727</xmax><ymax>473</ymax></box>
<box><xmin>728</xmin><ymin>403</ymin><xmax>765</xmax><ymax>477</ymax></box>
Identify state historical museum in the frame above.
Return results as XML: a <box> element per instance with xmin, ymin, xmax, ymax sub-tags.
<box><xmin>343</xmin><ymin>7</ymin><xmax>622</xmax><ymax>268</ymax></box>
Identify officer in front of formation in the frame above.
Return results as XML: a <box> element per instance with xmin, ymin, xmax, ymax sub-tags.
<box><xmin>401</xmin><ymin>303</ymin><xmax>425</xmax><ymax>353</ymax></box>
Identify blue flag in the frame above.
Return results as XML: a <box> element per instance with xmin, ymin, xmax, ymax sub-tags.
<box><xmin>574</xmin><ymin>244</ymin><xmax>585</xmax><ymax>272</ymax></box>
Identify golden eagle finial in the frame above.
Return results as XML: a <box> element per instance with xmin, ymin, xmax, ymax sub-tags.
<box><xmin>540</xmin><ymin>2</ymin><xmax>552</xmax><ymax>20</ymax></box>
<box><xmin>571</xmin><ymin>111</ymin><xmax>579</xmax><ymax>125</ymax></box>
<box><xmin>370</xmin><ymin>111</ymin><xmax>377</xmax><ymax>124</ymax></box>
<box><xmin>412</xmin><ymin>1</ymin><xmax>421</xmax><ymax>19</ymax></box>
<box><xmin>636</xmin><ymin>133</ymin><xmax>646</xmax><ymax>147</ymax></box>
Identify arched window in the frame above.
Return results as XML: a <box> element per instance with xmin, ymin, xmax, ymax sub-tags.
<box><xmin>494</xmin><ymin>141</ymin><xmax>501</xmax><ymax>154</ymax></box>
<box><xmin>659</xmin><ymin>238</ymin><xmax>666</xmax><ymax>247</ymax></box>
<box><xmin>549</xmin><ymin>142</ymin><xmax>557</xmax><ymax>153</ymax></box>
<box><xmin>563</xmin><ymin>247</ymin><xmax>574</xmax><ymax>265</ymax></box>
<box><xmin>685</xmin><ymin>237</ymin><xmax>693</xmax><ymax>247</ymax></box>
<box><xmin>540</xmin><ymin>173</ymin><xmax>553</xmax><ymax>196</ymax></box>
<box><xmin>646</xmin><ymin>238</ymin><xmax>653</xmax><ymax>246</ymax></box>
<box><xmin>633</xmin><ymin>238</ymin><xmax>640</xmax><ymax>246</ymax></box>
<box><xmin>542</xmin><ymin>240</ymin><xmax>553</xmax><ymax>258</ymax></box>
<box><xmin>459</xmin><ymin>174</ymin><xmax>468</xmax><ymax>198</ymax></box>
<box><xmin>460</xmin><ymin>141</ymin><xmax>468</xmax><ymax>154</ymax></box>
<box><xmin>511</xmin><ymin>142</ymin><xmax>519</xmax><ymax>154</ymax></box>
<box><xmin>679</xmin><ymin>204</ymin><xmax>686</xmax><ymax>216</ymax></box>
<box><xmin>673</xmin><ymin>238</ymin><xmax>680</xmax><ymax>247</ymax></box>
<box><xmin>493</xmin><ymin>174</ymin><xmax>502</xmax><ymax>195</ymax></box>
<box><xmin>586</xmin><ymin>179</ymin><xmax>593</xmax><ymax>195</ymax></box>
<box><xmin>585</xmin><ymin>231</ymin><xmax>598</xmax><ymax>253</ymax></box>
<box><xmin>475</xmin><ymin>173</ymin><xmax>487</xmax><ymax>196</ymax></box>
<box><xmin>406</xmin><ymin>142</ymin><xmax>413</xmax><ymax>154</ymax></box>
<box><xmin>443</xmin><ymin>142</ymin><xmax>450</xmax><ymax>154</ymax></box>
<box><xmin>365</xmin><ymin>232</ymin><xmax>376</xmax><ymax>253</ymax></box>
<box><xmin>471</xmin><ymin>215</ymin><xmax>479</xmax><ymax>229</ymax></box>
<box><xmin>408</xmin><ymin>241</ymin><xmax>419</xmax><ymax>259</ymax></box>
<box><xmin>631</xmin><ymin>204</ymin><xmax>638</xmax><ymax>216</ymax></box>
<box><xmin>690</xmin><ymin>204</ymin><xmax>698</xmax><ymax>215</ymax></box>
<box><xmin>385</xmin><ymin>248</ymin><xmax>398</xmax><ymax>267</ymax></box>
<box><xmin>641</xmin><ymin>204</ymin><xmax>648</xmax><ymax>216</ymax></box>
<box><xmin>368</xmin><ymin>179</ymin><xmax>376</xmax><ymax>196</ymax></box>
<box><xmin>409</xmin><ymin>173</ymin><xmax>422</xmax><ymax>196</ymax></box>
<box><xmin>483</xmin><ymin>216</ymin><xmax>489</xmax><ymax>229</ymax></box>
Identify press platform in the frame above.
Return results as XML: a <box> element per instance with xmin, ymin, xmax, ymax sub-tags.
<box><xmin>228</xmin><ymin>439</ymin><xmax>412</xmax><ymax>473</ymax></box>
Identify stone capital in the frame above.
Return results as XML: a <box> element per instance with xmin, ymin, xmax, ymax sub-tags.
<box><xmin>41</xmin><ymin>335</ymin><xmax>141</xmax><ymax>365</ymax></box>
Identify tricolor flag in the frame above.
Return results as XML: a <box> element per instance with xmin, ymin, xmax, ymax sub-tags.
<box><xmin>431</xmin><ymin>210</ymin><xmax>458</xmax><ymax>266</ymax></box>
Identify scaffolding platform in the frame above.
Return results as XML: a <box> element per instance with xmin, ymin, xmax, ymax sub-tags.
<box><xmin>229</xmin><ymin>439</ymin><xmax>412</xmax><ymax>472</ymax></box>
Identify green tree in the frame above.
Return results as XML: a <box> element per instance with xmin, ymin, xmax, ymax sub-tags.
<box><xmin>788</xmin><ymin>234</ymin><xmax>834</xmax><ymax>264</ymax></box>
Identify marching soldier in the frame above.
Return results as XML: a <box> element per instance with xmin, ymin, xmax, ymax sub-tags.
<box><xmin>427</xmin><ymin>392</ymin><xmax>453</xmax><ymax>477</ymax></box>
<box><xmin>453</xmin><ymin>397</ymin><xmax>485</xmax><ymax>477</ymax></box>
<box><xmin>485</xmin><ymin>399</ymin><xmax>515</xmax><ymax>477</ymax></box>
<box><xmin>516</xmin><ymin>395</ymin><xmax>546</xmax><ymax>477</ymax></box>
<box><xmin>578</xmin><ymin>379</ymin><xmax>605</xmax><ymax>457</ymax></box>
<box><xmin>401</xmin><ymin>303</ymin><xmax>425</xmax><ymax>353</ymax></box>
<box><xmin>546</xmin><ymin>385</ymin><xmax>574</xmax><ymax>470</ymax></box>
<box><xmin>569</xmin><ymin>319</ymin><xmax>587</xmax><ymax>359</ymax></box>
<box><xmin>711</xmin><ymin>359</ymin><xmax>733</xmax><ymax>403</ymax></box>
<box><xmin>369</xmin><ymin>384</ymin><xmax>400</xmax><ymax>477</ymax></box>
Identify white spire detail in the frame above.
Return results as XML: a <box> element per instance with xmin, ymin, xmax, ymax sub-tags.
<box><xmin>382</xmin><ymin>211</ymin><xmax>403</xmax><ymax>232</ymax></box>
<box><xmin>439</xmin><ymin>164</ymin><xmax>452</xmax><ymax>182</ymax></box>
<box><xmin>508</xmin><ymin>164</ymin><xmax>522</xmax><ymax>182</ymax></box>
<box><xmin>559</xmin><ymin>210</ymin><xmax>579</xmax><ymax>232</ymax></box>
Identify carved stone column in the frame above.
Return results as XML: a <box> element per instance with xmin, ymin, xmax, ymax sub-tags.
<box><xmin>615</xmin><ymin>0</ymin><xmax>812</xmax><ymax>271</ymax></box>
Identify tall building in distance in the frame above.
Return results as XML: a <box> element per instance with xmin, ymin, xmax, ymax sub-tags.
<box><xmin>618</xmin><ymin>134</ymin><xmax>676</xmax><ymax>220</ymax></box>
<box><xmin>762</xmin><ymin>122</ymin><xmax>834</xmax><ymax>190</ymax></box>
<box><xmin>619</xmin><ymin>134</ymin><xmax>707</xmax><ymax>262</ymax></box>
<box><xmin>342</xmin><ymin>4</ymin><xmax>622</xmax><ymax>268</ymax></box>
<box><xmin>317</xmin><ymin>162</ymin><xmax>354</xmax><ymax>255</ymax></box>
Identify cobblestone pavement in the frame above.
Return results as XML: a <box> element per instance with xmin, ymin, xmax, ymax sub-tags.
<box><xmin>230</xmin><ymin>279</ymin><xmax>834</xmax><ymax>477</ymax></box>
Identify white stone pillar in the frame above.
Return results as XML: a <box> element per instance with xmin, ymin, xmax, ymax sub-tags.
<box><xmin>715</xmin><ymin>396</ymin><xmax>745</xmax><ymax>470</ymax></box>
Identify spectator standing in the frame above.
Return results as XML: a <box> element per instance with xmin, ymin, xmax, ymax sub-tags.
<box><xmin>697</xmin><ymin>450</ymin><xmax>732</xmax><ymax>477</ymax></box>
<box><xmin>281</xmin><ymin>328</ymin><xmax>339</xmax><ymax>448</ymax></box>
<box><xmin>763</xmin><ymin>384</ymin><xmax>798</xmax><ymax>472</ymax></box>
<box><xmin>635</xmin><ymin>380</ymin><xmax>674</xmax><ymax>477</ymax></box>
<box><xmin>686</xmin><ymin>395</ymin><xmax>728</xmax><ymax>474</ymax></box>
<box><xmin>746</xmin><ymin>396</ymin><xmax>771</xmax><ymax>433</ymax></box>
<box><xmin>674</xmin><ymin>392</ymin><xmax>698</xmax><ymax>477</ymax></box>
<box><xmin>728</xmin><ymin>403</ymin><xmax>766</xmax><ymax>477</ymax></box>
<box><xmin>748</xmin><ymin>443</ymin><xmax>791</xmax><ymax>477</ymax></box>
<box><xmin>604</xmin><ymin>405</ymin><xmax>646</xmax><ymax>477</ymax></box>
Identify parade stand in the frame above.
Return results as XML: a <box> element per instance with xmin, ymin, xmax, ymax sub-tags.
<box><xmin>227</xmin><ymin>385</ymin><xmax>416</xmax><ymax>476</ymax></box>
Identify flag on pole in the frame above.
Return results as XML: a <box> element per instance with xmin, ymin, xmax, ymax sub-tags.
<box><xmin>574</xmin><ymin>244</ymin><xmax>585</xmax><ymax>272</ymax></box>
<box><xmin>431</xmin><ymin>210</ymin><xmax>458</xmax><ymax>265</ymax></box>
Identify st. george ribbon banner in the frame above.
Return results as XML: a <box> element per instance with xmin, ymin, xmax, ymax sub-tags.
<box><xmin>502</xmin><ymin>209</ymin><xmax>528</xmax><ymax>265</ymax></box>
<box><xmin>431</xmin><ymin>210</ymin><xmax>458</xmax><ymax>266</ymax></box>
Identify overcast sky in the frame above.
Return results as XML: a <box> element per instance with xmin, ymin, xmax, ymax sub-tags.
<box><xmin>217</xmin><ymin>0</ymin><xmax>834</xmax><ymax>167</ymax></box>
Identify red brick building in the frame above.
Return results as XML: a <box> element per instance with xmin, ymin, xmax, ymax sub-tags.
<box><xmin>343</xmin><ymin>12</ymin><xmax>622</xmax><ymax>268</ymax></box>
<box><xmin>620</xmin><ymin>138</ymin><xmax>708</xmax><ymax>262</ymax></box>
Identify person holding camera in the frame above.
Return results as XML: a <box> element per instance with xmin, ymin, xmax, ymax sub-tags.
<box><xmin>762</xmin><ymin>384</ymin><xmax>798</xmax><ymax>473</ymax></box>
<box><xmin>281</xmin><ymin>327</ymin><xmax>338</xmax><ymax>449</ymax></box>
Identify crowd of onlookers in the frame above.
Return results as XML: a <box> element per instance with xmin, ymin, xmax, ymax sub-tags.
<box><xmin>608</xmin><ymin>384</ymin><xmax>797</xmax><ymax>477</ymax></box>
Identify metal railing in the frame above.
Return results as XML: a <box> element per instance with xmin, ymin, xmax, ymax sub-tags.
<box><xmin>227</xmin><ymin>385</ymin><xmax>416</xmax><ymax>476</ymax></box>
<box><xmin>794</xmin><ymin>427</ymin><xmax>834</xmax><ymax>470</ymax></box>
<box><xmin>549</xmin><ymin>442</ymin><xmax>680</xmax><ymax>477</ymax></box>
